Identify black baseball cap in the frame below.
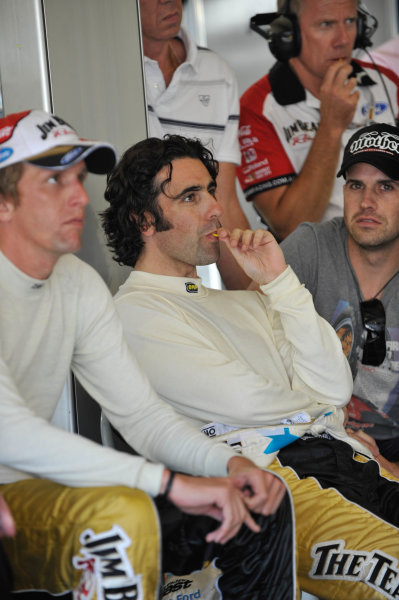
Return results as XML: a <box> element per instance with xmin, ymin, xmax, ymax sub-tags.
<box><xmin>337</xmin><ymin>123</ymin><xmax>399</xmax><ymax>180</ymax></box>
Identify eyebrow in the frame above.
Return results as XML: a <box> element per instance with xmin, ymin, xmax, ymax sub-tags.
<box><xmin>346</xmin><ymin>177</ymin><xmax>398</xmax><ymax>186</ymax></box>
<box><xmin>172</xmin><ymin>180</ymin><xmax>216</xmax><ymax>200</ymax></box>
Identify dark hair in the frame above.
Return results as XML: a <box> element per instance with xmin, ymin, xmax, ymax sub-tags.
<box><xmin>102</xmin><ymin>135</ymin><xmax>219</xmax><ymax>267</ymax></box>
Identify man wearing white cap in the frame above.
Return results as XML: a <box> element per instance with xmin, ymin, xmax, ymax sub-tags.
<box><xmin>282</xmin><ymin>122</ymin><xmax>399</xmax><ymax>471</ymax></box>
<box><xmin>0</xmin><ymin>110</ymin><xmax>291</xmax><ymax>599</ymax></box>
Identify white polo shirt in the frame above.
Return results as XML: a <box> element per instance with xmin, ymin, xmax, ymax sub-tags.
<box><xmin>144</xmin><ymin>28</ymin><xmax>241</xmax><ymax>165</ymax></box>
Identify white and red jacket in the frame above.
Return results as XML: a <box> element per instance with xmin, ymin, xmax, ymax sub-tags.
<box><xmin>237</xmin><ymin>60</ymin><xmax>399</xmax><ymax>221</ymax></box>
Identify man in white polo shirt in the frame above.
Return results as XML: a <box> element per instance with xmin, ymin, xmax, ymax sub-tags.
<box><xmin>140</xmin><ymin>0</ymin><xmax>252</xmax><ymax>289</ymax></box>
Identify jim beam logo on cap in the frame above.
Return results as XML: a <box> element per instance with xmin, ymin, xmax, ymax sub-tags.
<box><xmin>350</xmin><ymin>130</ymin><xmax>399</xmax><ymax>156</ymax></box>
<box><xmin>36</xmin><ymin>116</ymin><xmax>74</xmax><ymax>140</ymax></box>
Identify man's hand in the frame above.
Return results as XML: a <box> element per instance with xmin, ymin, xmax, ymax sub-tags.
<box><xmin>227</xmin><ymin>455</ymin><xmax>286</xmax><ymax>515</ymax></box>
<box><xmin>0</xmin><ymin>495</ymin><xmax>15</xmax><ymax>538</ymax></box>
<box><xmin>346</xmin><ymin>429</ymin><xmax>399</xmax><ymax>479</ymax></box>
<box><xmin>319</xmin><ymin>61</ymin><xmax>359</xmax><ymax>134</ymax></box>
<box><xmin>164</xmin><ymin>471</ymin><xmax>261</xmax><ymax>544</ymax></box>
<box><xmin>346</xmin><ymin>428</ymin><xmax>380</xmax><ymax>458</ymax></box>
<box><xmin>217</xmin><ymin>228</ymin><xmax>287</xmax><ymax>285</ymax></box>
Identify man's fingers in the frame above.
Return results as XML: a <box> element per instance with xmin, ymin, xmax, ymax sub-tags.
<box><xmin>344</xmin><ymin>76</ymin><xmax>358</xmax><ymax>92</ymax></box>
<box><xmin>205</xmin><ymin>520</ymin><xmax>240</xmax><ymax>545</ymax></box>
<box><xmin>0</xmin><ymin>495</ymin><xmax>15</xmax><ymax>538</ymax></box>
<box><xmin>217</xmin><ymin>511</ymin><xmax>259</xmax><ymax>544</ymax></box>
<box><xmin>205</xmin><ymin>504</ymin><xmax>257</xmax><ymax>545</ymax></box>
<box><xmin>225</xmin><ymin>228</ymin><xmax>254</xmax><ymax>249</ymax></box>
<box><xmin>323</xmin><ymin>60</ymin><xmax>352</xmax><ymax>86</ymax></box>
<box><xmin>264</xmin><ymin>479</ymin><xmax>287</xmax><ymax>515</ymax></box>
<box><xmin>320</xmin><ymin>61</ymin><xmax>359</xmax><ymax>126</ymax></box>
<box><xmin>243</xmin><ymin>510</ymin><xmax>262</xmax><ymax>534</ymax></box>
<box><xmin>346</xmin><ymin>428</ymin><xmax>379</xmax><ymax>456</ymax></box>
<box><xmin>334</xmin><ymin>63</ymin><xmax>354</xmax><ymax>86</ymax></box>
<box><xmin>244</xmin><ymin>474</ymin><xmax>286</xmax><ymax>515</ymax></box>
<box><xmin>218</xmin><ymin>228</ymin><xmax>274</xmax><ymax>251</ymax></box>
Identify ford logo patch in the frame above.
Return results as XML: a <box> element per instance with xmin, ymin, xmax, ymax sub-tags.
<box><xmin>361</xmin><ymin>102</ymin><xmax>388</xmax><ymax>117</ymax></box>
<box><xmin>0</xmin><ymin>148</ymin><xmax>13</xmax><ymax>163</ymax></box>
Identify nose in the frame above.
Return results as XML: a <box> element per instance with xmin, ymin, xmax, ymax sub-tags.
<box><xmin>333</xmin><ymin>22</ymin><xmax>352</xmax><ymax>48</ymax></box>
<box><xmin>359</xmin><ymin>186</ymin><xmax>378</xmax><ymax>209</ymax></box>
<box><xmin>206</xmin><ymin>191</ymin><xmax>223</xmax><ymax>220</ymax></box>
<box><xmin>70</xmin><ymin>180</ymin><xmax>90</xmax><ymax>208</ymax></box>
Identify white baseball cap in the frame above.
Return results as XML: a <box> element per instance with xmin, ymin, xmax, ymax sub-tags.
<box><xmin>0</xmin><ymin>109</ymin><xmax>118</xmax><ymax>174</ymax></box>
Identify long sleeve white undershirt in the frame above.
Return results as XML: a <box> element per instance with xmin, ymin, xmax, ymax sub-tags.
<box><xmin>0</xmin><ymin>252</ymin><xmax>235</xmax><ymax>495</ymax></box>
<box><xmin>115</xmin><ymin>267</ymin><xmax>353</xmax><ymax>432</ymax></box>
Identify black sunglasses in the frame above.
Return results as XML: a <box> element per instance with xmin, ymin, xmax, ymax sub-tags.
<box><xmin>360</xmin><ymin>298</ymin><xmax>386</xmax><ymax>366</ymax></box>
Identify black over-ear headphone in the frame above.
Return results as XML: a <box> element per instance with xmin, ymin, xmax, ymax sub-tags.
<box><xmin>249</xmin><ymin>0</ymin><xmax>300</xmax><ymax>63</ymax></box>
<box><xmin>355</xmin><ymin>5</ymin><xmax>378</xmax><ymax>50</ymax></box>
<box><xmin>250</xmin><ymin>1</ymin><xmax>378</xmax><ymax>62</ymax></box>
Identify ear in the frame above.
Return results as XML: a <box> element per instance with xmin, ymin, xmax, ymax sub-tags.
<box><xmin>0</xmin><ymin>195</ymin><xmax>16</xmax><ymax>223</ymax></box>
<box><xmin>140</xmin><ymin>211</ymin><xmax>156</xmax><ymax>237</ymax></box>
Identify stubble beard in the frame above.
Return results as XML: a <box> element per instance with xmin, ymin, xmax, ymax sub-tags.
<box><xmin>348</xmin><ymin>222</ymin><xmax>399</xmax><ymax>252</ymax></box>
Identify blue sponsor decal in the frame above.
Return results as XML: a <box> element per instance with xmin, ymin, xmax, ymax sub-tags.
<box><xmin>177</xmin><ymin>592</ymin><xmax>201</xmax><ymax>600</ymax></box>
<box><xmin>0</xmin><ymin>148</ymin><xmax>13</xmax><ymax>163</ymax></box>
<box><xmin>361</xmin><ymin>102</ymin><xmax>388</xmax><ymax>117</ymax></box>
<box><xmin>264</xmin><ymin>427</ymin><xmax>300</xmax><ymax>453</ymax></box>
<box><xmin>61</xmin><ymin>146</ymin><xmax>83</xmax><ymax>165</ymax></box>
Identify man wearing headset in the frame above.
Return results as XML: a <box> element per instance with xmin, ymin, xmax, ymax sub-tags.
<box><xmin>237</xmin><ymin>0</ymin><xmax>399</xmax><ymax>241</ymax></box>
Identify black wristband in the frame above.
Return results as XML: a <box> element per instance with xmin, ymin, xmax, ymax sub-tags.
<box><xmin>162</xmin><ymin>470</ymin><xmax>176</xmax><ymax>499</ymax></box>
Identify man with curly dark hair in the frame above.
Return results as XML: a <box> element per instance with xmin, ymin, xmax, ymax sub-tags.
<box><xmin>103</xmin><ymin>135</ymin><xmax>218</xmax><ymax>268</ymax></box>
<box><xmin>103</xmin><ymin>134</ymin><xmax>399</xmax><ymax>600</ymax></box>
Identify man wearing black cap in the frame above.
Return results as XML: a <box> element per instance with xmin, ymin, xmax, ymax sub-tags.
<box><xmin>282</xmin><ymin>122</ymin><xmax>399</xmax><ymax>471</ymax></box>
<box><xmin>0</xmin><ymin>110</ymin><xmax>290</xmax><ymax>599</ymax></box>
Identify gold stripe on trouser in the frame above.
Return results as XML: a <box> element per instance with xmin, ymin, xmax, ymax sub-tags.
<box><xmin>266</xmin><ymin>459</ymin><xmax>399</xmax><ymax>600</ymax></box>
<box><xmin>1</xmin><ymin>479</ymin><xmax>161</xmax><ymax>600</ymax></box>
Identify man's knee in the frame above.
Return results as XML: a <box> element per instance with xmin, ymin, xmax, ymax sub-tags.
<box><xmin>1</xmin><ymin>481</ymin><xmax>161</xmax><ymax>599</ymax></box>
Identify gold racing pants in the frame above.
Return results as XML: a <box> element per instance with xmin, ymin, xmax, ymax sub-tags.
<box><xmin>250</xmin><ymin>435</ymin><xmax>399</xmax><ymax>600</ymax></box>
<box><xmin>1</xmin><ymin>479</ymin><xmax>161</xmax><ymax>600</ymax></box>
<box><xmin>1</xmin><ymin>477</ymin><xmax>296</xmax><ymax>600</ymax></box>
